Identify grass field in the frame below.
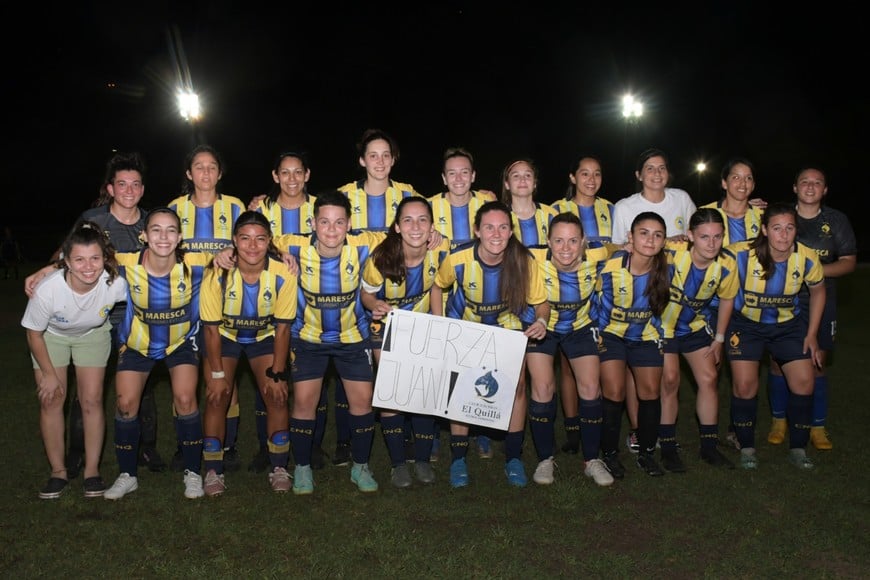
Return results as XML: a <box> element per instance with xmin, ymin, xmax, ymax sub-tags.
<box><xmin>2</xmin><ymin>264</ymin><xmax>869</xmax><ymax>578</ymax></box>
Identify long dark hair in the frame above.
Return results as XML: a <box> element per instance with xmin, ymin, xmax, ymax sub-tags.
<box><xmin>144</xmin><ymin>207</ymin><xmax>187</xmax><ymax>268</ymax></box>
<box><xmin>750</xmin><ymin>202</ymin><xmax>796</xmax><ymax>278</ymax></box>
<box><xmin>630</xmin><ymin>211</ymin><xmax>670</xmax><ymax>316</ymax></box>
<box><xmin>265</xmin><ymin>151</ymin><xmax>309</xmax><ymax>208</ymax></box>
<box><xmin>475</xmin><ymin>201</ymin><xmax>534</xmax><ymax>315</ymax></box>
<box><xmin>370</xmin><ymin>197</ymin><xmax>433</xmax><ymax>284</ymax></box>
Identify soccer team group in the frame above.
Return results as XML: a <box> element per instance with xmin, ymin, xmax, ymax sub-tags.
<box><xmin>22</xmin><ymin>128</ymin><xmax>856</xmax><ymax>501</ymax></box>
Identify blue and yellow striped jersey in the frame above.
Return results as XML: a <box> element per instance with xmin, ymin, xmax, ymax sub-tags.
<box><xmin>727</xmin><ymin>240</ymin><xmax>824</xmax><ymax>323</ymax></box>
<box><xmin>550</xmin><ymin>197</ymin><xmax>615</xmax><ymax>248</ymax></box>
<box><xmin>427</xmin><ymin>191</ymin><xmax>491</xmax><ymax>248</ymax></box>
<box><xmin>700</xmin><ymin>201</ymin><xmax>764</xmax><ymax>245</ymax></box>
<box><xmin>199</xmin><ymin>257</ymin><xmax>298</xmax><ymax>344</ymax></box>
<box><xmin>338</xmin><ymin>180</ymin><xmax>422</xmax><ymax>232</ymax></box>
<box><xmin>595</xmin><ymin>251</ymin><xmax>665</xmax><ymax>341</ymax></box>
<box><xmin>435</xmin><ymin>242</ymin><xmax>547</xmax><ymax>330</ymax></box>
<box><xmin>361</xmin><ymin>239</ymin><xmax>451</xmax><ymax>314</ymax></box>
<box><xmin>659</xmin><ymin>249</ymin><xmax>739</xmax><ymax>339</ymax></box>
<box><xmin>116</xmin><ymin>250</ymin><xmax>212</xmax><ymax>359</ymax></box>
<box><xmin>255</xmin><ymin>194</ymin><xmax>316</xmax><ymax>235</ymax></box>
<box><xmin>168</xmin><ymin>193</ymin><xmax>246</xmax><ymax>254</ymax></box>
<box><xmin>538</xmin><ymin>247</ymin><xmax>610</xmax><ymax>334</ymax></box>
<box><xmin>512</xmin><ymin>202</ymin><xmax>558</xmax><ymax>257</ymax></box>
<box><xmin>273</xmin><ymin>230</ymin><xmax>385</xmax><ymax>344</ymax></box>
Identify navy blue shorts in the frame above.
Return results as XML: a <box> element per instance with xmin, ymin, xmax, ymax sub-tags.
<box><xmin>597</xmin><ymin>332</ymin><xmax>663</xmax><ymax>367</ymax></box>
<box><xmin>799</xmin><ymin>292</ymin><xmax>836</xmax><ymax>351</ymax></box>
<box><xmin>117</xmin><ymin>337</ymin><xmax>200</xmax><ymax>372</ymax></box>
<box><xmin>291</xmin><ymin>339</ymin><xmax>373</xmax><ymax>383</ymax></box>
<box><xmin>726</xmin><ymin>315</ymin><xmax>810</xmax><ymax>365</ymax></box>
<box><xmin>213</xmin><ymin>334</ymin><xmax>275</xmax><ymax>360</ymax></box>
<box><xmin>663</xmin><ymin>328</ymin><xmax>712</xmax><ymax>354</ymax></box>
<box><xmin>528</xmin><ymin>325</ymin><xmax>600</xmax><ymax>360</ymax></box>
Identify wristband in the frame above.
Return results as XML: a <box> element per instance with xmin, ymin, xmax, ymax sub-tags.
<box><xmin>714</xmin><ymin>333</ymin><xmax>725</xmax><ymax>344</ymax></box>
<box><xmin>536</xmin><ymin>317</ymin><xmax>548</xmax><ymax>328</ymax></box>
<box><xmin>210</xmin><ymin>370</ymin><xmax>226</xmax><ymax>379</ymax></box>
<box><xmin>266</xmin><ymin>367</ymin><xmax>289</xmax><ymax>382</ymax></box>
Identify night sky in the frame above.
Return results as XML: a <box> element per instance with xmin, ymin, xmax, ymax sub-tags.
<box><xmin>7</xmin><ymin>2</ymin><xmax>866</xmax><ymax>258</ymax></box>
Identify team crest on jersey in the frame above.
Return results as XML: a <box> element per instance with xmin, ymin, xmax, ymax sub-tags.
<box><xmin>600</xmin><ymin>212</ymin><xmax>609</xmax><ymax>223</ymax></box>
<box><xmin>345</xmin><ymin>261</ymin><xmax>355</xmax><ymax>275</ymax></box>
<box><xmin>264</xmin><ymin>288</ymin><xmax>272</xmax><ymax>302</ymax></box>
<box><xmin>177</xmin><ymin>279</ymin><xmax>187</xmax><ymax>294</ymax></box>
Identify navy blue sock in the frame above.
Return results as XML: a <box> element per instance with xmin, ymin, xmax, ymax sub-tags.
<box><xmin>289</xmin><ymin>418</ymin><xmax>315</xmax><ymax>466</ymax></box>
<box><xmin>812</xmin><ymin>376</ymin><xmax>828</xmax><ymax>427</ymax></box>
<box><xmin>114</xmin><ymin>416</ymin><xmax>140</xmax><ymax>476</ymax></box>
<box><xmin>380</xmin><ymin>414</ymin><xmax>406</xmax><ymax>466</ymax></box>
<box><xmin>731</xmin><ymin>395</ymin><xmax>758</xmax><ymax>449</ymax></box>
<box><xmin>699</xmin><ymin>424</ymin><xmax>719</xmax><ymax>451</ymax></box>
<box><xmin>334</xmin><ymin>379</ymin><xmax>351</xmax><ymax>444</ymax></box>
<box><xmin>658</xmin><ymin>423</ymin><xmax>677</xmax><ymax>452</ymax></box>
<box><xmin>504</xmin><ymin>430</ymin><xmax>525</xmax><ymax>461</ymax></box>
<box><xmin>176</xmin><ymin>410</ymin><xmax>203</xmax><ymax>474</ymax></box>
<box><xmin>563</xmin><ymin>414</ymin><xmax>581</xmax><ymax>446</ymax></box>
<box><xmin>529</xmin><ymin>398</ymin><xmax>556</xmax><ymax>460</ymax></box>
<box><xmin>637</xmin><ymin>397</ymin><xmax>661</xmax><ymax>454</ymax></box>
<box><xmin>254</xmin><ymin>388</ymin><xmax>268</xmax><ymax>448</ymax></box>
<box><xmin>768</xmin><ymin>372</ymin><xmax>788</xmax><ymax>419</ymax></box>
<box><xmin>788</xmin><ymin>393</ymin><xmax>813</xmax><ymax>449</ymax></box>
<box><xmin>349</xmin><ymin>412</ymin><xmax>375</xmax><ymax>464</ymax></box>
<box><xmin>313</xmin><ymin>387</ymin><xmax>328</xmax><ymax>447</ymax></box>
<box><xmin>579</xmin><ymin>397</ymin><xmax>603</xmax><ymax>462</ymax></box>
<box><xmin>601</xmin><ymin>397</ymin><xmax>624</xmax><ymax>455</ymax></box>
<box><xmin>411</xmin><ymin>415</ymin><xmax>435</xmax><ymax>462</ymax></box>
<box><xmin>450</xmin><ymin>435</ymin><xmax>469</xmax><ymax>462</ymax></box>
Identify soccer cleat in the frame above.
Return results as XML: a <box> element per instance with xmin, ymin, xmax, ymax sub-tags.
<box><xmin>584</xmin><ymin>459</ymin><xmax>615</xmax><ymax>487</ymax></box>
<box><xmin>561</xmin><ymin>439</ymin><xmax>580</xmax><ymax>455</ymax></box>
<box><xmin>138</xmin><ymin>447</ymin><xmax>168</xmax><ymax>473</ymax></box>
<box><xmin>699</xmin><ymin>447</ymin><xmax>735</xmax><ymax>469</ymax></box>
<box><xmin>183</xmin><ymin>470</ymin><xmax>204</xmax><ymax>499</ymax></box>
<box><xmin>350</xmin><ymin>462</ymin><xmax>379</xmax><ymax>493</ymax></box>
<box><xmin>203</xmin><ymin>469</ymin><xmax>226</xmax><ymax>497</ymax></box>
<box><xmin>788</xmin><ymin>448</ymin><xmax>815</xmax><ymax>470</ymax></box>
<box><xmin>247</xmin><ymin>445</ymin><xmax>270</xmax><ymax>473</ymax></box>
<box><xmin>810</xmin><ymin>427</ymin><xmax>833</xmax><ymax>450</ymax></box>
<box><xmin>83</xmin><ymin>476</ymin><xmax>106</xmax><ymax>498</ymax></box>
<box><xmin>532</xmin><ymin>457</ymin><xmax>556</xmax><ymax>485</ymax></box>
<box><xmin>739</xmin><ymin>448</ymin><xmax>759</xmax><ymax>470</ymax></box>
<box><xmin>390</xmin><ymin>463</ymin><xmax>413</xmax><ymax>489</ymax></box>
<box><xmin>39</xmin><ymin>477</ymin><xmax>69</xmax><ymax>500</ymax></box>
<box><xmin>222</xmin><ymin>447</ymin><xmax>241</xmax><ymax>472</ymax></box>
<box><xmin>636</xmin><ymin>452</ymin><xmax>665</xmax><ymax>476</ymax></box>
<box><xmin>660</xmin><ymin>449</ymin><xmax>687</xmax><ymax>473</ymax></box>
<box><xmin>767</xmin><ymin>418</ymin><xmax>787</xmax><ymax>445</ymax></box>
<box><xmin>104</xmin><ymin>473</ymin><xmax>138</xmax><ymax>500</ymax></box>
<box><xmin>602</xmin><ymin>451</ymin><xmax>625</xmax><ymax>480</ymax></box>
<box><xmin>477</xmin><ymin>435</ymin><xmax>493</xmax><ymax>459</ymax></box>
<box><xmin>625</xmin><ymin>430</ymin><xmax>640</xmax><ymax>454</ymax></box>
<box><xmin>269</xmin><ymin>466</ymin><xmax>292</xmax><ymax>493</ymax></box>
<box><xmin>311</xmin><ymin>446</ymin><xmax>328</xmax><ymax>470</ymax></box>
<box><xmin>413</xmin><ymin>461</ymin><xmax>436</xmax><ymax>484</ymax></box>
<box><xmin>332</xmin><ymin>442</ymin><xmax>352</xmax><ymax>467</ymax></box>
<box><xmin>449</xmin><ymin>458</ymin><xmax>469</xmax><ymax>488</ymax></box>
<box><xmin>293</xmin><ymin>465</ymin><xmax>314</xmax><ymax>495</ymax></box>
<box><xmin>504</xmin><ymin>458</ymin><xmax>528</xmax><ymax>487</ymax></box>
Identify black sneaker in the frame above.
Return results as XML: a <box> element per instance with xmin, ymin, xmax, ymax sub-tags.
<box><xmin>170</xmin><ymin>447</ymin><xmax>185</xmax><ymax>473</ymax></box>
<box><xmin>138</xmin><ymin>447</ymin><xmax>168</xmax><ymax>472</ymax></box>
<box><xmin>660</xmin><ymin>449</ymin><xmax>687</xmax><ymax>473</ymax></box>
<box><xmin>39</xmin><ymin>477</ymin><xmax>69</xmax><ymax>500</ymax></box>
<box><xmin>83</xmin><ymin>476</ymin><xmax>106</xmax><ymax>498</ymax></box>
<box><xmin>65</xmin><ymin>451</ymin><xmax>83</xmax><ymax>480</ymax></box>
<box><xmin>332</xmin><ymin>441</ymin><xmax>351</xmax><ymax>466</ymax></box>
<box><xmin>602</xmin><ymin>451</ymin><xmax>625</xmax><ymax>480</ymax></box>
<box><xmin>311</xmin><ymin>446</ymin><xmax>328</xmax><ymax>470</ymax></box>
<box><xmin>248</xmin><ymin>445</ymin><xmax>270</xmax><ymax>473</ymax></box>
<box><xmin>700</xmin><ymin>447</ymin><xmax>735</xmax><ymax>469</ymax></box>
<box><xmin>636</xmin><ymin>452</ymin><xmax>665</xmax><ymax>476</ymax></box>
<box><xmin>223</xmin><ymin>447</ymin><xmax>241</xmax><ymax>472</ymax></box>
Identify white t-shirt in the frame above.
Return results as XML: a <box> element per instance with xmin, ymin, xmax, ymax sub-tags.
<box><xmin>21</xmin><ymin>269</ymin><xmax>129</xmax><ymax>337</ymax></box>
<box><xmin>611</xmin><ymin>188</ymin><xmax>697</xmax><ymax>244</ymax></box>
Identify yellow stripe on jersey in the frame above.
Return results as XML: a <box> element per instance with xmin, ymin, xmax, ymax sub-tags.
<box><xmin>361</xmin><ymin>239</ymin><xmax>451</xmax><ymax>313</ymax></box>
<box><xmin>428</xmin><ymin>192</ymin><xmax>490</xmax><ymax>247</ymax></box>
<box><xmin>168</xmin><ymin>193</ymin><xmax>246</xmax><ymax>254</ymax></box>
<box><xmin>200</xmin><ymin>257</ymin><xmax>298</xmax><ymax>344</ymax></box>
<box><xmin>550</xmin><ymin>197</ymin><xmax>615</xmax><ymax>244</ymax></box>
<box><xmin>338</xmin><ymin>180</ymin><xmax>422</xmax><ymax>231</ymax></box>
<box><xmin>256</xmin><ymin>195</ymin><xmax>316</xmax><ymax>235</ymax></box>
<box><xmin>700</xmin><ymin>201</ymin><xmax>764</xmax><ymax>245</ymax></box>
<box><xmin>595</xmin><ymin>252</ymin><xmax>662</xmax><ymax>341</ymax></box>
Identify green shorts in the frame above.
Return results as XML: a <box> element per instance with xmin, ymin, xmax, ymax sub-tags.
<box><xmin>33</xmin><ymin>324</ymin><xmax>112</xmax><ymax>369</ymax></box>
